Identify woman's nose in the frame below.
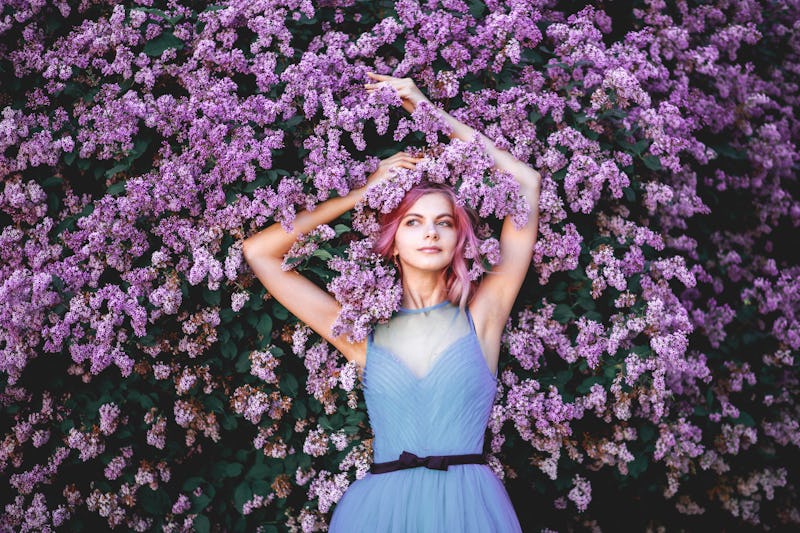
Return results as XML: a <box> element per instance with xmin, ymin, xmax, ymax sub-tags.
<box><xmin>425</xmin><ymin>225</ymin><xmax>439</xmax><ymax>239</ymax></box>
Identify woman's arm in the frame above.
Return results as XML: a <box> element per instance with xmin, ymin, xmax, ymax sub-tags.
<box><xmin>365</xmin><ymin>72</ymin><xmax>540</xmax><ymax>187</ymax></box>
<box><xmin>365</xmin><ymin>73</ymin><xmax>542</xmax><ymax>373</ymax></box>
<box><xmin>242</xmin><ymin>152</ymin><xmax>423</xmax><ymax>367</ymax></box>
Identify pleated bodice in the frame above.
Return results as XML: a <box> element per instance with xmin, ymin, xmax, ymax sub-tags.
<box><xmin>363</xmin><ymin>301</ymin><xmax>498</xmax><ymax>463</ymax></box>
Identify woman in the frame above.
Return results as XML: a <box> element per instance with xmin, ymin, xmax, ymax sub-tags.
<box><xmin>243</xmin><ymin>73</ymin><xmax>541</xmax><ymax>532</ymax></box>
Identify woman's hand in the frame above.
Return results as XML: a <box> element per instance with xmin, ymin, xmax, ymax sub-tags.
<box><xmin>364</xmin><ymin>72</ymin><xmax>430</xmax><ymax>115</ymax></box>
<box><xmin>366</xmin><ymin>151</ymin><xmax>424</xmax><ymax>188</ymax></box>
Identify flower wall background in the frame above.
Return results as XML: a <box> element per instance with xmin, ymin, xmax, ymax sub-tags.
<box><xmin>1</xmin><ymin>0</ymin><xmax>799</xmax><ymax>531</ymax></box>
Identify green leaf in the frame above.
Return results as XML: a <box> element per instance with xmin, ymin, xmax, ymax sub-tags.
<box><xmin>203</xmin><ymin>287</ymin><xmax>221</xmax><ymax>305</ymax></box>
<box><xmin>246</xmin><ymin>463</ymin><xmax>270</xmax><ymax>480</ymax></box>
<box><xmin>182</xmin><ymin>476</ymin><xmax>205</xmax><ymax>492</ymax></box>
<box><xmin>639</xmin><ymin>424</ymin><xmax>656</xmax><ymax>442</ymax></box>
<box><xmin>221</xmin><ymin>413</ymin><xmax>238</xmax><ymax>430</ymax></box>
<box><xmin>256</xmin><ymin>314</ymin><xmax>273</xmax><ymax>337</ymax></box>
<box><xmin>576</xmin><ymin>294</ymin><xmax>596</xmax><ymax>311</ymax></box>
<box><xmin>193</xmin><ymin>514</ymin><xmax>210</xmax><ymax>533</ymax></box>
<box><xmin>137</xmin><ymin>334</ymin><xmax>157</xmax><ymax>346</ymax></box>
<box><xmin>549</xmin><ymin>281</ymin><xmax>568</xmax><ymax>302</ymax></box>
<box><xmin>577</xmin><ymin>376</ymin><xmax>602</xmax><ymax>395</ymax></box>
<box><xmin>144</xmin><ymin>32</ymin><xmax>185</xmax><ymax>57</ymax></box>
<box><xmin>318</xmin><ymin>415</ymin><xmax>334</xmax><ymax>431</ymax></box>
<box><xmin>130</xmin><ymin>137</ymin><xmax>150</xmax><ymax>159</ymax></box>
<box><xmin>632</xmin><ymin>139</ymin><xmax>651</xmax><ymax>155</ymax></box>
<box><xmin>105</xmin><ymin>163</ymin><xmax>129</xmax><ymax>180</ymax></box>
<box><xmin>137</xmin><ymin>392</ymin><xmax>154</xmax><ymax>409</ymax></box>
<box><xmin>734</xmin><ymin>410</ymin><xmax>756</xmax><ymax>427</ymax></box>
<box><xmin>585</xmin><ymin>311</ymin><xmax>603</xmax><ymax>322</ymax></box>
<box><xmin>205</xmin><ymin>395</ymin><xmax>224</xmax><ymax>413</ymax></box>
<box><xmin>40</xmin><ymin>176</ymin><xmax>63</xmax><ymax>188</ymax></box>
<box><xmin>279</xmin><ymin>373</ymin><xmax>298</xmax><ymax>397</ymax></box>
<box><xmin>715</xmin><ymin>143</ymin><xmax>747</xmax><ymax>160</ymax></box>
<box><xmin>466</xmin><ymin>0</ymin><xmax>486</xmax><ymax>17</ymax></box>
<box><xmin>345</xmin><ymin>411</ymin><xmax>364</xmax><ymax>425</ymax></box>
<box><xmin>631</xmin><ymin>345</ymin><xmax>651</xmax><ymax>357</ymax></box>
<box><xmin>291</xmin><ymin>401</ymin><xmax>307</xmax><ymax>419</ymax></box>
<box><xmin>107</xmin><ymin>181</ymin><xmax>126</xmax><ymax>196</ymax></box>
<box><xmin>312</xmin><ymin>249</ymin><xmax>332</xmax><ymax>260</ymax></box>
<box><xmin>598</xmin><ymin>108</ymin><xmax>627</xmax><ymax>121</ymax></box>
<box><xmin>132</xmin><ymin>7</ymin><xmax>184</xmax><ymax>25</ymax></box>
<box><xmin>220</xmin><ymin>341</ymin><xmax>237</xmax><ymax>360</ymax></box>
<box><xmin>551</xmin><ymin>167</ymin><xmax>568</xmax><ymax>182</ymax></box>
<box><xmin>139</xmin><ymin>487</ymin><xmax>171</xmax><ymax>514</ymax></box>
<box><xmin>308</xmin><ymin>397</ymin><xmax>322</xmax><ymax>414</ymax></box>
<box><xmin>641</xmin><ymin>155</ymin><xmax>662</xmax><ymax>171</ymax></box>
<box><xmin>628</xmin><ymin>454</ymin><xmax>648</xmax><ymax>478</ymax></box>
<box><xmin>253</xmin><ymin>479</ymin><xmax>270</xmax><ymax>495</ymax></box>
<box><xmin>568</xmin><ymin>268</ymin><xmax>587</xmax><ymax>281</ymax></box>
<box><xmin>272</xmin><ymin>303</ymin><xmax>289</xmax><ymax>320</ymax></box>
<box><xmin>552</xmin><ymin>303</ymin><xmax>574</xmax><ymax>323</ymax></box>
<box><xmin>220</xmin><ymin>308</ymin><xmax>235</xmax><ymax>323</ymax></box>
<box><xmin>243</xmin><ymin>174</ymin><xmax>271</xmax><ymax>193</ymax></box>
<box><xmin>282</xmin><ymin>115</ymin><xmax>303</xmax><ymax>129</ymax></box>
<box><xmin>623</xmin><ymin>186</ymin><xmax>636</xmax><ymax>202</ymax></box>
<box><xmin>234</xmin><ymin>481</ymin><xmax>253</xmax><ymax>512</ymax></box>
<box><xmin>283</xmin><ymin>256</ymin><xmax>303</xmax><ymax>268</ymax></box>
<box><xmin>191</xmin><ymin>495</ymin><xmax>212</xmax><ymax>514</ymax></box>
<box><xmin>236</xmin><ymin>350</ymin><xmax>252</xmax><ymax>373</ymax></box>
<box><xmin>226</xmin><ymin>462</ymin><xmax>244</xmax><ymax>477</ymax></box>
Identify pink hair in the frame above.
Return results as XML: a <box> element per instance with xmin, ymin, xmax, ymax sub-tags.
<box><xmin>374</xmin><ymin>181</ymin><xmax>480</xmax><ymax>309</ymax></box>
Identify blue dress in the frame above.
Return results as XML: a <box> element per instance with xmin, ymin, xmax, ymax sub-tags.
<box><xmin>329</xmin><ymin>301</ymin><xmax>522</xmax><ymax>532</ymax></box>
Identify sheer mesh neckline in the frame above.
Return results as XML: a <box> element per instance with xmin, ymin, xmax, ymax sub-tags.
<box><xmin>398</xmin><ymin>300</ymin><xmax>450</xmax><ymax>314</ymax></box>
<box><xmin>372</xmin><ymin>300</ymin><xmax>471</xmax><ymax>379</ymax></box>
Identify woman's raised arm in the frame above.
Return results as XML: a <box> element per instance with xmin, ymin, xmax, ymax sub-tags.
<box><xmin>365</xmin><ymin>73</ymin><xmax>542</xmax><ymax>371</ymax></box>
<box><xmin>242</xmin><ymin>152</ymin><xmax>423</xmax><ymax>366</ymax></box>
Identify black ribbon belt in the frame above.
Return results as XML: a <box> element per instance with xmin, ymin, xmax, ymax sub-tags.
<box><xmin>370</xmin><ymin>450</ymin><xmax>486</xmax><ymax>474</ymax></box>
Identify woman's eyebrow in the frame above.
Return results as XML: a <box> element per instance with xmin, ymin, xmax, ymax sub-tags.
<box><xmin>402</xmin><ymin>212</ymin><xmax>454</xmax><ymax>219</ymax></box>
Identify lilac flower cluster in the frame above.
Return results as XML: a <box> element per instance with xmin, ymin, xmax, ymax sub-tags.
<box><xmin>280</xmin><ymin>224</ymin><xmax>337</xmax><ymax>271</ymax></box>
<box><xmin>1</xmin><ymin>0</ymin><xmax>799</xmax><ymax>530</ymax></box>
<box><xmin>326</xmin><ymin>240</ymin><xmax>402</xmax><ymax>342</ymax></box>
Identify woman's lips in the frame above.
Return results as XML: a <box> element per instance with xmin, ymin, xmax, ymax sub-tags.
<box><xmin>418</xmin><ymin>247</ymin><xmax>442</xmax><ymax>253</ymax></box>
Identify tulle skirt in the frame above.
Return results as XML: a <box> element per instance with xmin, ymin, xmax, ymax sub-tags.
<box><xmin>328</xmin><ymin>464</ymin><xmax>522</xmax><ymax>532</ymax></box>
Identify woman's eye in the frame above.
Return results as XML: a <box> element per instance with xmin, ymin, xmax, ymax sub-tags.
<box><xmin>438</xmin><ymin>220</ymin><xmax>452</xmax><ymax>227</ymax></box>
<box><xmin>405</xmin><ymin>219</ymin><xmax>419</xmax><ymax>226</ymax></box>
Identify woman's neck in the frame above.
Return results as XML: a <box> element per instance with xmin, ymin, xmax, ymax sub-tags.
<box><xmin>400</xmin><ymin>271</ymin><xmax>448</xmax><ymax>309</ymax></box>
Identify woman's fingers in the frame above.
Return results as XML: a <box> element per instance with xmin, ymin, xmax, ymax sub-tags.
<box><xmin>390</xmin><ymin>154</ymin><xmax>423</xmax><ymax>163</ymax></box>
<box><xmin>375</xmin><ymin>153</ymin><xmax>423</xmax><ymax>176</ymax></box>
<box><xmin>388</xmin><ymin>151</ymin><xmax>419</xmax><ymax>159</ymax></box>
<box><xmin>364</xmin><ymin>72</ymin><xmax>405</xmax><ymax>89</ymax></box>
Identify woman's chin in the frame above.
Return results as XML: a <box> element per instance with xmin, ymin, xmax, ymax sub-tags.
<box><xmin>400</xmin><ymin>259</ymin><xmax>452</xmax><ymax>274</ymax></box>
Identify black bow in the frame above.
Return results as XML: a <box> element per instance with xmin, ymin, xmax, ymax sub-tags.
<box><xmin>398</xmin><ymin>450</ymin><xmax>449</xmax><ymax>471</ymax></box>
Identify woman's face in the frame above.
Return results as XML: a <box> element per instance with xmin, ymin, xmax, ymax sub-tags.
<box><xmin>393</xmin><ymin>192</ymin><xmax>458</xmax><ymax>274</ymax></box>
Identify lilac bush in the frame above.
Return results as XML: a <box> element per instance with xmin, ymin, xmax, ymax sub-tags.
<box><xmin>1</xmin><ymin>0</ymin><xmax>798</xmax><ymax>531</ymax></box>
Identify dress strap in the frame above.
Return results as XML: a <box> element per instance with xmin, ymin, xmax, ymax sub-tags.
<box><xmin>465</xmin><ymin>305</ymin><xmax>476</xmax><ymax>334</ymax></box>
